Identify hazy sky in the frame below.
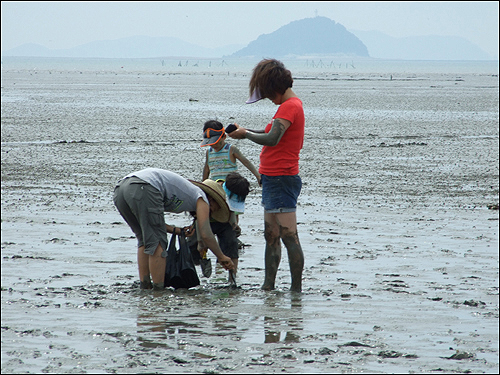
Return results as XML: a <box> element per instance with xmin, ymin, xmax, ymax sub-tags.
<box><xmin>1</xmin><ymin>1</ymin><xmax>499</xmax><ymax>58</ymax></box>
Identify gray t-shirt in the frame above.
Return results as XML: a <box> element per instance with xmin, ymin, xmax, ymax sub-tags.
<box><xmin>125</xmin><ymin>168</ymin><xmax>208</xmax><ymax>213</ymax></box>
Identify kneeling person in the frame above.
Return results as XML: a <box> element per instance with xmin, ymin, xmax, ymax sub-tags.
<box><xmin>190</xmin><ymin>172</ymin><xmax>250</xmax><ymax>284</ymax></box>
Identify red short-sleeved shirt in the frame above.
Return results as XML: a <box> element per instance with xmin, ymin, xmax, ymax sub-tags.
<box><xmin>259</xmin><ymin>97</ymin><xmax>304</xmax><ymax>176</ymax></box>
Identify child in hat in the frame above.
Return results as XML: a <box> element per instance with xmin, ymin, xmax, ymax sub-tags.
<box><xmin>189</xmin><ymin>172</ymin><xmax>251</xmax><ymax>286</ymax></box>
<box><xmin>201</xmin><ymin>119</ymin><xmax>260</xmax><ymax>240</ymax></box>
<box><xmin>201</xmin><ymin>120</ymin><xmax>261</xmax><ymax>186</ymax></box>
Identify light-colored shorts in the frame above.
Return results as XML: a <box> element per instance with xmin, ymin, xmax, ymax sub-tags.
<box><xmin>113</xmin><ymin>176</ymin><xmax>168</xmax><ymax>257</ymax></box>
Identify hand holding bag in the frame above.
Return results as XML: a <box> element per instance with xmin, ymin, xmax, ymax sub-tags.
<box><xmin>164</xmin><ymin>230</ymin><xmax>200</xmax><ymax>289</ymax></box>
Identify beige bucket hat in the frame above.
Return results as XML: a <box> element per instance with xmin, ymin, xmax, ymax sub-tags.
<box><xmin>189</xmin><ymin>179</ymin><xmax>230</xmax><ymax>223</ymax></box>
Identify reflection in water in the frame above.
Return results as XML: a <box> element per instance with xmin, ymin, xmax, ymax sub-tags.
<box><xmin>240</xmin><ymin>292</ymin><xmax>304</xmax><ymax>344</ymax></box>
<box><xmin>136</xmin><ymin>312</ymin><xmax>207</xmax><ymax>350</ymax></box>
<box><xmin>135</xmin><ymin>293</ymin><xmax>204</xmax><ymax>350</ymax></box>
<box><xmin>264</xmin><ymin>316</ymin><xmax>301</xmax><ymax>343</ymax></box>
<box><xmin>134</xmin><ymin>288</ymin><xmax>304</xmax><ymax>349</ymax></box>
<box><xmin>263</xmin><ymin>293</ymin><xmax>303</xmax><ymax>344</ymax></box>
<box><xmin>134</xmin><ymin>288</ymin><xmax>244</xmax><ymax>350</ymax></box>
<box><xmin>136</xmin><ymin>313</ymin><xmax>172</xmax><ymax>349</ymax></box>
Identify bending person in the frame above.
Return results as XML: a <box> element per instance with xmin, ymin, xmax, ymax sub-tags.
<box><xmin>113</xmin><ymin>168</ymin><xmax>234</xmax><ymax>290</ymax></box>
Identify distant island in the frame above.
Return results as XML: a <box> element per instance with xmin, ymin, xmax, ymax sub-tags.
<box><xmin>1</xmin><ymin>16</ymin><xmax>494</xmax><ymax>60</ymax></box>
<box><xmin>230</xmin><ymin>16</ymin><xmax>369</xmax><ymax>58</ymax></box>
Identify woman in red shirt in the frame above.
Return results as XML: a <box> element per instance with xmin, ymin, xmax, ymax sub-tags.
<box><xmin>228</xmin><ymin>59</ymin><xmax>305</xmax><ymax>292</ymax></box>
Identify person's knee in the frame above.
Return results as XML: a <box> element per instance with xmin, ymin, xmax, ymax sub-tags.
<box><xmin>280</xmin><ymin>227</ymin><xmax>299</xmax><ymax>245</ymax></box>
<box><xmin>264</xmin><ymin>221</ymin><xmax>280</xmax><ymax>245</ymax></box>
<box><xmin>149</xmin><ymin>243</ymin><xmax>165</xmax><ymax>257</ymax></box>
<box><xmin>281</xmin><ymin>232</ymin><xmax>303</xmax><ymax>261</ymax></box>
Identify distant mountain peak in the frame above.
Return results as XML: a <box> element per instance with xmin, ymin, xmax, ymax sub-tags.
<box><xmin>1</xmin><ymin>36</ymin><xmax>242</xmax><ymax>59</ymax></box>
<box><xmin>231</xmin><ymin>16</ymin><xmax>369</xmax><ymax>58</ymax></box>
<box><xmin>2</xmin><ymin>16</ymin><xmax>493</xmax><ymax>61</ymax></box>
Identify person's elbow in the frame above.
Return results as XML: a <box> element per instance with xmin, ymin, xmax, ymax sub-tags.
<box><xmin>264</xmin><ymin>136</ymin><xmax>281</xmax><ymax>147</ymax></box>
<box><xmin>199</xmin><ymin>230</ymin><xmax>215</xmax><ymax>244</ymax></box>
<box><xmin>267</xmin><ymin>139</ymin><xmax>280</xmax><ymax>146</ymax></box>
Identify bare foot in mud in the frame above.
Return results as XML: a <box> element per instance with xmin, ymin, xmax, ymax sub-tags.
<box><xmin>261</xmin><ymin>284</ymin><xmax>275</xmax><ymax>291</ymax></box>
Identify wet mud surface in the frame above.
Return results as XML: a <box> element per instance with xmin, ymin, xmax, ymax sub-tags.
<box><xmin>1</xmin><ymin>61</ymin><xmax>499</xmax><ymax>373</ymax></box>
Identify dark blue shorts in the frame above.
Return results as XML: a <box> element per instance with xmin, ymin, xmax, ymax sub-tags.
<box><xmin>261</xmin><ymin>174</ymin><xmax>302</xmax><ymax>213</ymax></box>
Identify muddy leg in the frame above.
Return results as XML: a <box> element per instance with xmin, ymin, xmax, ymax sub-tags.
<box><xmin>281</xmin><ymin>230</ymin><xmax>304</xmax><ymax>293</ymax></box>
<box><xmin>149</xmin><ymin>243</ymin><xmax>166</xmax><ymax>290</ymax></box>
<box><xmin>140</xmin><ymin>276</ymin><xmax>152</xmax><ymax>289</ymax></box>
<box><xmin>138</xmin><ymin>244</ymin><xmax>165</xmax><ymax>290</ymax></box>
<box><xmin>262</xmin><ymin>216</ymin><xmax>281</xmax><ymax>290</ymax></box>
<box><xmin>228</xmin><ymin>258</ymin><xmax>239</xmax><ymax>283</ymax></box>
<box><xmin>137</xmin><ymin>246</ymin><xmax>152</xmax><ymax>289</ymax></box>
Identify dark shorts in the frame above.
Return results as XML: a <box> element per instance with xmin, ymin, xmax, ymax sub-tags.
<box><xmin>113</xmin><ymin>176</ymin><xmax>168</xmax><ymax>257</ymax></box>
<box><xmin>210</xmin><ymin>221</ymin><xmax>239</xmax><ymax>259</ymax></box>
<box><xmin>261</xmin><ymin>174</ymin><xmax>302</xmax><ymax>213</ymax></box>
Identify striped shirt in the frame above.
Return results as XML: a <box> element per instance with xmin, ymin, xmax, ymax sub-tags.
<box><xmin>207</xmin><ymin>143</ymin><xmax>237</xmax><ymax>181</ymax></box>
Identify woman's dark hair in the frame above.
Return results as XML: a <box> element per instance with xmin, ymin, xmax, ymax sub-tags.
<box><xmin>203</xmin><ymin>120</ymin><xmax>224</xmax><ymax>132</ymax></box>
<box><xmin>225</xmin><ymin>172</ymin><xmax>250</xmax><ymax>200</ymax></box>
<box><xmin>249</xmin><ymin>59</ymin><xmax>293</xmax><ymax>101</ymax></box>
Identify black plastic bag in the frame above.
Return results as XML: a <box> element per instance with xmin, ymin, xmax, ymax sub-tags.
<box><xmin>164</xmin><ymin>231</ymin><xmax>200</xmax><ymax>289</ymax></box>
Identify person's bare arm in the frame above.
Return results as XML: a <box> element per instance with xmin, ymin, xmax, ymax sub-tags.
<box><xmin>202</xmin><ymin>150</ymin><xmax>210</xmax><ymax>180</ymax></box>
<box><xmin>231</xmin><ymin>146</ymin><xmax>261</xmax><ymax>183</ymax></box>
<box><xmin>244</xmin><ymin>128</ymin><xmax>266</xmax><ymax>134</ymax></box>
<box><xmin>195</xmin><ymin>198</ymin><xmax>234</xmax><ymax>270</ymax></box>
<box><xmin>231</xmin><ymin>119</ymin><xmax>290</xmax><ymax>146</ymax></box>
<box><xmin>227</xmin><ymin>124</ymin><xmax>266</xmax><ymax>140</ymax></box>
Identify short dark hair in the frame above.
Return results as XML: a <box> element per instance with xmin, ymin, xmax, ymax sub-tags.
<box><xmin>203</xmin><ymin>120</ymin><xmax>224</xmax><ymax>132</ymax></box>
<box><xmin>249</xmin><ymin>59</ymin><xmax>293</xmax><ymax>101</ymax></box>
<box><xmin>225</xmin><ymin>172</ymin><xmax>250</xmax><ymax>199</ymax></box>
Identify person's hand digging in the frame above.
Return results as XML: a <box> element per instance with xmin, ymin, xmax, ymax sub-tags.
<box><xmin>218</xmin><ymin>255</ymin><xmax>234</xmax><ymax>270</ymax></box>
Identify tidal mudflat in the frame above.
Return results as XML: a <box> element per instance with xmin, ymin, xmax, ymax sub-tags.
<box><xmin>1</xmin><ymin>58</ymin><xmax>498</xmax><ymax>373</ymax></box>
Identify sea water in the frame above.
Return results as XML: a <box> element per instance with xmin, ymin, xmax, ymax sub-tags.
<box><xmin>2</xmin><ymin>55</ymin><xmax>498</xmax><ymax>75</ymax></box>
